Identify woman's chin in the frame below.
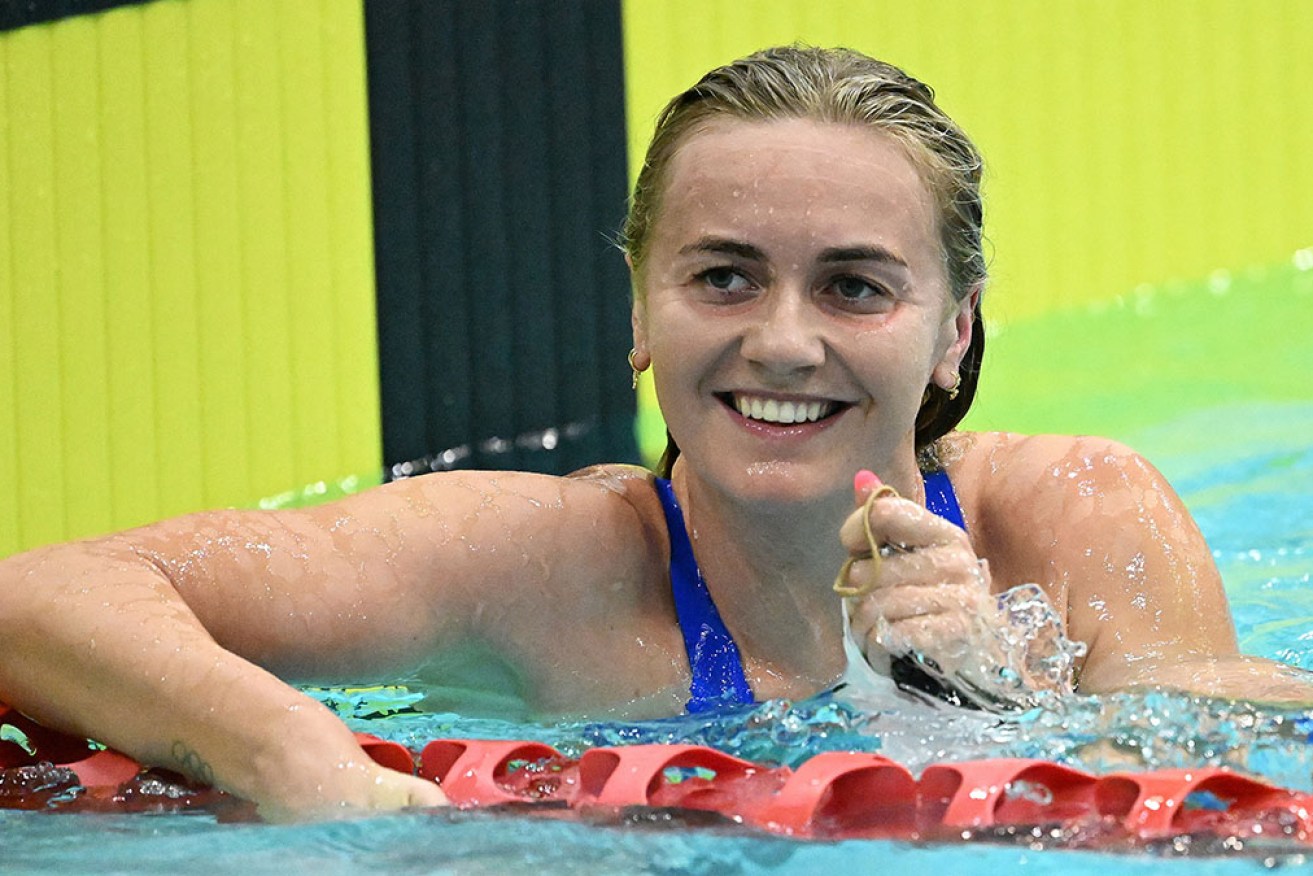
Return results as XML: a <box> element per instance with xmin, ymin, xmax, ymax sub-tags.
<box><xmin>726</xmin><ymin>462</ymin><xmax>849</xmax><ymax>506</ymax></box>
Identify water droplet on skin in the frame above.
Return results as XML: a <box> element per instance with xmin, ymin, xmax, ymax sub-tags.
<box><xmin>1125</xmin><ymin>552</ymin><xmax>1146</xmax><ymax>579</ymax></box>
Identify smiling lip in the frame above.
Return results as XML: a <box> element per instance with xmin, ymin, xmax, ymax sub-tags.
<box><xmin>717</xmin><ymin>392</ymin><xmax>851</xmax><ymax>430</ymax></box>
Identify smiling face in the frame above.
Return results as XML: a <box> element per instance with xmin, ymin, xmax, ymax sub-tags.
<box><xmin>632</xmin><ymin>117</ymin><xmax>973</xmax><ymax>504</ymax></box>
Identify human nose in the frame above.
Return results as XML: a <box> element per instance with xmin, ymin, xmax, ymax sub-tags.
<box><xmin>739</xmin><ymin>289</ymin><xmax>826</xmax><ymax>374</ymax></box>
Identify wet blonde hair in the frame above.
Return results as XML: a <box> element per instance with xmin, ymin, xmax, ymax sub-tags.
<box><xmin>622</xmin><ymin>46</ymin><xmax>987</xmax><ymax>474</ymax></box>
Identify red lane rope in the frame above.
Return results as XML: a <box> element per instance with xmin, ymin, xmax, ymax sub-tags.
<box><xmin>3</xmin><ymin>701</ymin><xmax>1312</xmax><ymax>844</ymax></box>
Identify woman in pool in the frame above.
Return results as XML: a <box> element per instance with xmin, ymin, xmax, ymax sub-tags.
<box><xmin>1</xmin><ymin>46</ymin><xmax>1308</xmax><ymax>819</ymax></box>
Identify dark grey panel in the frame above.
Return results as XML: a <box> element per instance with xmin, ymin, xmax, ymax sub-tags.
<box><xmin>365</xmin><ymin>0</ymin><xmax>636</xmax><ymax>478</ymax></box>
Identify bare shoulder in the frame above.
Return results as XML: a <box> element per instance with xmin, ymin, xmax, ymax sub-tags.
<box><xmin>940</xmin><ymin>430</ymin><xmax>1161</xmax><ymax>525</ymax></box>
<box><xmin>558</xmin><ymin>463</ymin><xmax>672</xmax><ymax>582</ymax></box>
<box><xmin>564</xmin><ymin>462</ymin><xmax>667</xmax><ymax>538</ymax></box>
<box><xmin>358</xmin><ymin>464</ymin><xmax>668</xmax><ymax>602</ymax></box>
<box><xmin>934</xmin><ymin>431</ymin><xmax>1166</xmax><ymax>591</ymax></box>
<box><xmin>942</xmin><ymin>430</ymin><xmax>1145</xmax><ymax>480</ymax></box>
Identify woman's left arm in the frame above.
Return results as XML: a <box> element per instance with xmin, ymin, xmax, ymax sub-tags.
<box><xmin>984</xmin><ymin>434</ymin><xmax>1313</xmax><ymax>705</ymax></box>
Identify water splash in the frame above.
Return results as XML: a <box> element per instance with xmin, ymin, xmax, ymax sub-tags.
<box><xmin>869</xmin><ymin>582</ymin><xmax>1088</xmax><ymax>714</ymax></box>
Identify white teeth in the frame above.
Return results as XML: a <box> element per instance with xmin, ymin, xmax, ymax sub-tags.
<box><xmin>733</xmin><ymin>394</ymin><xmax>833</xmax><ymax>424</ymax></box>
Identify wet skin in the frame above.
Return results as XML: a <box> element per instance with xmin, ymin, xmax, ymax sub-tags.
<box><xmin>1</xmin><ymin>119</ymin><xmax>1308</xmax><ymax>821</ymax></box>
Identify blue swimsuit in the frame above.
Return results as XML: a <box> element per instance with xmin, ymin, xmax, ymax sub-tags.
<box><xmin>653</xmin><ymin>472</ymin><xmax>967</xmax><ymax>714</ymax></box>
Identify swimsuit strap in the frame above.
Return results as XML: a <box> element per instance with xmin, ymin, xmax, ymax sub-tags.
<box><xmin>656</xmin><ymin>470</ymin><xmax>966</xmax><ymax>715</ymax></box>
<box><xmin>653</xmin><ymin>478</ymin><xmax>756</xmax><ymax>714</ymax></box>
<box><xmin>923</xmin><ymin>467</ymin><xmax>966</xmax><ymax>531</ymax></box>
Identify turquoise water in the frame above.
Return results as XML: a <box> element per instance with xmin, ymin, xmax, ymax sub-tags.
<box><xmin>2</xmin><ymin>402</ymin><xmax>1311</xmax><ymax>874</ymax></box>
<box><xmin>3</xmin><ymin>809</ymin><xmax>1309</xmax><ymax>875</ymax></box>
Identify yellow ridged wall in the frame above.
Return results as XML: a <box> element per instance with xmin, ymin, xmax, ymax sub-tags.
<box><xmin>622</xmin><ymin>0</ymin><xmax>1313</xmax><ymax>323</ymax></box>
<box><xmin>1</xmin><ymin>0</ymin><xmax>380</xmax><ymax>556</ymax></box>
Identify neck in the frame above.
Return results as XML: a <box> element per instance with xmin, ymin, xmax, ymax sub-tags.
<box><xmin>883</xmin><ymin>455</ymin><xmax>929</xmax><ymax>506</ymax></box>
<box><xmin>668</xmin><ymin>463</ymin><xmax>881</xmax><ymax>689</ymax></box>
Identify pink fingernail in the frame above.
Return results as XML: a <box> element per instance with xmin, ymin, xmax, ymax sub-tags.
<box><xmin>854</xmin><ymin>470</ymin><xmax>881</xmax><ymax>493</ymax></box>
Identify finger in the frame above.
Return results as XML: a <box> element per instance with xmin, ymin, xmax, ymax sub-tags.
<box><xmin>838</xmin><ymin>511</ymin><xmax>876</xmax><ymax>556</ymax></box>
<box><xmin>839</xmin><ymin>471</ymin><xmax>897</xmax><ymax>555</ymax></box>
<box><xmin>853</xmin><ymin>469</ymin><xmax>882</xmax><ymax>504</ymax></box>
<box><xmin>840</xmin><ymin>494</ymin><xmax>968</xmax><ymax>553</ymax></box>
<box><xmin>846</xmin><ymin>547</ymin><xmax>986</xmax><ymax>596</ymax></box>
<box><xmin>839</xmin><ymin>528</ymin><xmax>976</xmax><ymax>594</ymax></box>
<box><xmin>363</xmin><ymin>767</ymin><xmax>449</xmax><ymax>811</ymax></box>
<box><xmin>852</xmin><ymin>607</ymin><xmax>975</xmax><ymax>660</ymax></box>
<box><xmin>885</xmin><ymin>613</ymin><xmax>975</xmax><ymax>659</ymax></box>
<box><xmin>852</xmin><ymin>579</ymin><xmax>988</xmax><ymax>624</ymax></box>
<box><xmin>838</xmin><ymin>531</ymin><xmax>981</xmax><ymax>598</ymax></box>
<box><xmin>272</xmin><ymin>768</ymin><xmax>447</xmax><ymax>821</ymax></box>
<box><xmin>838</xmin><ymin>491</ymin><xmax>899</xmax><ymax>554</ymax></box>
<box><xmin>839</xmin><ymin>492</ymin><xmax>903</xmax><ymax>550</ymax></box>
<box><xmin>834</xmin><ymin>553</ymin><xmax>879</xmax><ymax>597</ymax></box>
<box><xmin>847</xmin><ymin>581</ymin><xmax>966</xmax><ymax>635</ymax></box>
<box><xmin>403</xmin><ymin>775</ymin><xmax>449</xmax><ymax>808</ymax></box>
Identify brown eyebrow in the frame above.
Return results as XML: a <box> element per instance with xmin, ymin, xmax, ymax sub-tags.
<box><xmin>677</xmin><ymin>237</ymin><xmax>908</xmax><ymax>270</ymax></box>
<box><xmin>818</xmin><ymin>245</ymin><xmax>908</xmax><ymax>269</ymax></box>
<box><xmin>677</xmin><ymin>237</ymin><xmax>767</xmax><ymax>261</ymax></box>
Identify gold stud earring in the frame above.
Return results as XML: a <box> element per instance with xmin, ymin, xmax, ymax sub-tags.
<box><xmin>628</xmin><ymin>349</ymin><xmax>642</xmax><ymax>390</ymax></box>
<box><xmin>948</xmin><ymin>373</ymin><xmax>962</xmax><ymax>400</ymax></box>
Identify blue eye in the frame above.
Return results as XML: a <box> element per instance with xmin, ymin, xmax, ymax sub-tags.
<box><xmin>832</xmin><ymin>276</ymin><xmax>883</xmax><ymax>300</ymax></box>
<box><xmin>698</xmin><ymin>267</ymin><xmax>753</xmax><ymax>295</ymax></box>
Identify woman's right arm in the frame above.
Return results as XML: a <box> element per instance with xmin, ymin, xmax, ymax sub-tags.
<box><xmin>0</xmin><ymin>504</ymin><xmax>459</xmax><ymax>818</ymax></box>
<box><xmin>0</xmin><ymin>469</ymin><xmax>657</xmax><ymax>817</ymax></box>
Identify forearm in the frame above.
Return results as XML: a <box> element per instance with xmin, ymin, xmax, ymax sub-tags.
<box><xmin>1081</xmin><ymin>653</ymin><xmax>1313</xmax><ymax>707</ymax></box>
<box><xmin>0</xmin><ymin>542</ymin><xmax>381</xmax><ymax>814</ymax></box>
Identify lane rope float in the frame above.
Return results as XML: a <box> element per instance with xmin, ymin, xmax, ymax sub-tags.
<box><xmin>4</xmin><ymin>700</ymin><xmax>1312</xmax><ymax>847</ymax></box>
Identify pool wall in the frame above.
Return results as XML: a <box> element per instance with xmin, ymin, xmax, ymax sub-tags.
<box><xmin>1</xmin><ymin>0</ymin><xmax>382</xmax><ymax>554</ymax></box>
<box><xmin>3</xmin><ymin>0</ymin><xmax>1312</xmax><ymax>556</ymax></box>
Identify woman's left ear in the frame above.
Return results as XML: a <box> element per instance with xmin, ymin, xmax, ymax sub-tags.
<box><xmin>933</xmin><ymin>285</ymin><xmax>980</xmax><ymax>389</ymax></box>
<box><xmin>630</xmin><ymin>310</ymin><xmax>651</xmax><ymax>372</ymax></box>
<box><xmin>627</xmin><ymin>252</ymin><xmax>653</xmax><ymax>371</ymax></box>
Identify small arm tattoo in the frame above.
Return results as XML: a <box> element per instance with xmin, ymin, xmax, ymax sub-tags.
<box><xmin>170</xmin><ymin>740</ymin><xmax>215</xmax><ymax>786</ymax></box>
